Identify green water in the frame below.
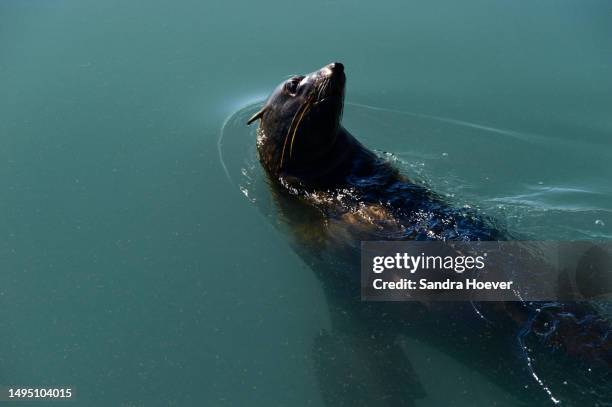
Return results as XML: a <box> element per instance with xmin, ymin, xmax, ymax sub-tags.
<box><xmin>1</xmin><ymin>0</ymin><xmax>611</xmax><ymax>405</ymax></box>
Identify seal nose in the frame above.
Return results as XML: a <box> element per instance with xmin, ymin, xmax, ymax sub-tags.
<box><xmin>328</xmin><ymin>62</ymin><xmax>344</xmax><ymax>74</ymax></box>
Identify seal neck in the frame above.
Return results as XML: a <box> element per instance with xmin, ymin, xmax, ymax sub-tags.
<box><xmin>278</xmin><ymin>127</ymin><xmax>359</xmax><ymax>189</ymax></box>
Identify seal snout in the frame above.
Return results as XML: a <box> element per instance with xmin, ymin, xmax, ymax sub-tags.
<box><xmin>322</xmin><ymin>62</ymin><xmax>344</xmax><ymax>77</ymax></box>
<box><xmin>318</xmin><ymin>62</ymin><xmax>346</xmax><ymax>99</ymax></box>
<box><xmin>327</xmin><ymin>62</ymin><xmax>344</xmax><ymax>74</ymax></box>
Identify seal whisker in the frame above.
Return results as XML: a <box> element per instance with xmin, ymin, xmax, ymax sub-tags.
<box><xmin>289</xmin><ymin>95</ymin><xmax>315</xmax><ymax>159</ymax></box>
<box><xmin>279</xmin><ymin>109</ymin><xmax>303</xmax><ymax>169</ymax></box>
<box><xmin>316</xmin><ymin>77</ymin><xmax>329</xmax><ymax>103</ymax></box>
<box><xmin>279</xmin><ymin>94</ymin><xmax>314</xmax><ymax>169</ymax></box>
<box><xmin>320</xmin><ymin>77</ymin><xmax>331</xmax><ymax>103</ymax></box>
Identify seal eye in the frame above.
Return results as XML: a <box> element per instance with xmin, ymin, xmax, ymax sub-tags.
<box><xmin>285</xmin><ymin>77</ymin><xmax>303</xmax><ymax>95</ymax></box>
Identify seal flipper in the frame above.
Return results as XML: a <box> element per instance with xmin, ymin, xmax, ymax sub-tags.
<box><xmin>312</xmin><ymin>330</ymin><xmax>426</xmax><ymax>407</ymax></box>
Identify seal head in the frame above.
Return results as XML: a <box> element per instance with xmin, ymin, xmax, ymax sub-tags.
<box><xmin>248</xmin><ymin>62</ymin><xmax>346</xmax><ymax>180</ymax></box>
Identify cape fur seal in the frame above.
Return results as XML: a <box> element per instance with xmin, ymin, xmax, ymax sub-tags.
<box><xmin>247</xmin><ymin>62</ymin><xmax>611</xmax><ymax>406</ymax></box>
<box><xmin>249</xmin><ymin>61</ymin><xmax>502</xmax><ymax>241</ymax></box>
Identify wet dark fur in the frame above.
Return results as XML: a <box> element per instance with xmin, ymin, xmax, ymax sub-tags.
<box><xmin>249</xmin><ymin>63</ymin><xmax>612</xmax><ymax>405</ymax></box>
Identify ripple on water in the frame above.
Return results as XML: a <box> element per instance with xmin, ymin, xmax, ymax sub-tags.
<box><xmin>219</xmin><ymin>101</ymin><xmax>612</xmax><ymax>240</ymax></box>
<box><xmin>218</xmin><ymin>100</ymin><xmax>612</xmax><ymax>405</ymax></box>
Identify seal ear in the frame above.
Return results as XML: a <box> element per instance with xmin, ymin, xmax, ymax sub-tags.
<box><xmin>247</xmin><ymin>108</ymin><xmax>265</xmax><ymax>125</ymax></box>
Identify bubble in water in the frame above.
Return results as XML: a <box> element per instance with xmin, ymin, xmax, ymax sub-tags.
<box><xmin>595</xmin><ymin>219</ymin><xmax>605</xmax><ymax>226</ymax></box>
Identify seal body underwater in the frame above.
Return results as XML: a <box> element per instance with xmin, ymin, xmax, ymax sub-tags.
<box><xmin>247</xmin><ymin>63</ymin><xmax>612</xmax><ymax>406</ymax></box>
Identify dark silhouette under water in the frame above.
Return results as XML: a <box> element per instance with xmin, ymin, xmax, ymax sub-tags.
<box><xmin>247</xmin><ymin>62</ymin><xmax>612</xmax><ymax>406</ymax></box>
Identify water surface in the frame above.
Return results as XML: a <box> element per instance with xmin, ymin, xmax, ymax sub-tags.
<box><xmin>1</xmin><ymin>0</ymin><xmax>611</xmax><ymax>405</ymax></box>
